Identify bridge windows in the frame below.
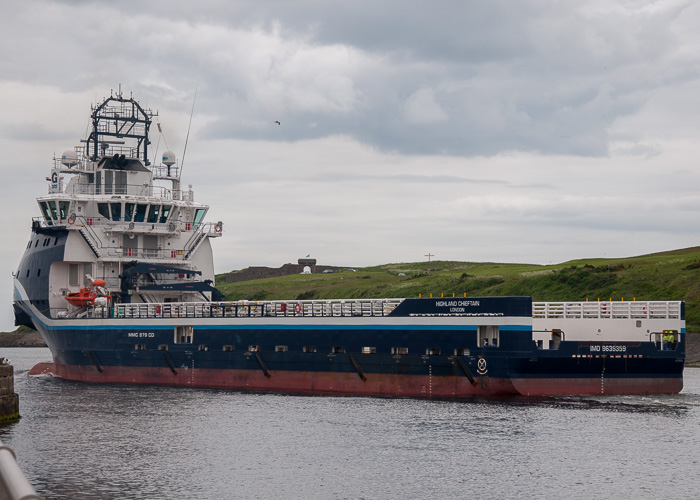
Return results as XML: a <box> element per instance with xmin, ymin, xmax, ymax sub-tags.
<box><xmin>147</xmin><ymin>205</ymin><xmax>161</xmax><ymax>223</ymax></box>
<box><xmin>362</xmin><ymin>347</ymin><xmax>376</xmax><ymax>354</ymax></box>
<box><xmin>110</xmin><ymin>202</ymin><xmax>122</xmax><ymax>221</ymax></box>
<box><xmin>39</xmin><ymin>202</ymin><xmax>53</xmax><ymax>225</ymax></box>
<box><xmin>426</xmin><ymin>348</ymin><xmax>441</xmax><ymax>356</ymax></box>
<box><xmin>97</xmin><ymin>203</ymin><xmax>110</xmax><ymax>219</ymax></box>
<box><xmin>160</xmin><ymin>205</ymin><xmax>172</xmax><ymax>223</ymax></box>
<box><xmin>134</xmin><ymin>204</ymin><xmax>147</xmax><ymax>222</ymax></box>
<box><xmin>303</xmin><ymin>346</ymin><xmax>317</xmax><ymax>353</ymax></box>
<box><xmin>391</xmin><ymin>347</ymin><xmax>409</xmax><ymax>355</ymax></box>
<box><xmin>124</xmin><ymin>203</ymin><xmax>135</xmax><ymax>222</ymax></box>
<box><xmin>58</xmin><ymin>201</ymin><xmax>70</xmax><ymax>220</ymax></box>
<box><xmin>47</xmin><ymin>200</ymin><xmax>58</xmax><ymax>220</ymax></box>
<box><xmin>194</xmin><ymin>208</ymin><xmax>206</xmax><ymax>227</ymax></box>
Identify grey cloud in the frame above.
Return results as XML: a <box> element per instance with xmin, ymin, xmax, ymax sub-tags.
<box><xmin>2</xmin><ymin>0</ymin><xmax>699</xmax><ymax>159</ymax></box>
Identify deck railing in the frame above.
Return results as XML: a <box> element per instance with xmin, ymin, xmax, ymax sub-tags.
<box><xmin>109</xmin><ymin>298</ymin><xmax>406</xmax><ymax>320</ymax></box>
<box><xmin>71</xmin><ymin>299</ymin><xmax>683</xmax><ymax>321</ymax></box>
<box><xmin>532</xmin><ymin>301</ymin><xmax>682</xmax><ymax>320</ymax></box>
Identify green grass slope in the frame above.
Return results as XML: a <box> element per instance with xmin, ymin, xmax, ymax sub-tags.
<box><xmin>216</xmin><ymin>247</ymin><xmax>700</xmax><ymax>332</ymax></box>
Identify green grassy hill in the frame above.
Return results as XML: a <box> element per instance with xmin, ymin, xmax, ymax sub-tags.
<box><xmin>216</xmin><ymin>247</ymin><xmax>700</xmax><ymax>332</ymax></box>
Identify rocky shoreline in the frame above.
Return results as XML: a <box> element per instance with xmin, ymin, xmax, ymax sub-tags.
<box><xmin>0</xmin><ymin>330</ymin><xmax>46</xmax><ymax>348</ymax></box>
<box><xmin>2</xmin><ymin>329</ymin><xmax>699</xmax><ymax>365</ymax></box>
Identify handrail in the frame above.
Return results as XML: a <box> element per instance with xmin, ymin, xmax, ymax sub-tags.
<box><xmin>533</xmin><ymin>301</ymin><xmax>682</xmax><ymax>320</ymax></box>
<box><xmin>183</xmin><ymin>222</ymin><xmax>218</xmax><ymax>257</ymax></box>
<box><xmin>0</xmin><ymin>439</ymin><xmax>42</xmax><ymax>500</ymax></box>
<box><xmin>104</xmin><ymin>298</ymin><xmax>406</xmax><ymax>320</ymax></box>
<box><xmin>75</xmin><ymin>215</ymin><xmax>104</xmax><ymax>250</ymax></box>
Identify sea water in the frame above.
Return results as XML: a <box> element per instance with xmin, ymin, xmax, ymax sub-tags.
<box><xmin>1</xmin><ymin>348</ymin><xmax>699</xmax><ymax>499</ymax></box>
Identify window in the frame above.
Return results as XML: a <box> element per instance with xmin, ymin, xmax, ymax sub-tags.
<box><xmin>426</xmin><ymin>348</ymin><xmax>441</xmax><ymax>356</ymax></box>
<box><xmin>391</xmin><ymin>347</ymin><xmax>409</xmax><ymax>355</ymax></box>
<box><xmin>134</xmin><ymin>204</ymin><xmax>148</xmax><ymax>222</ymax></box>
<box><xmin>97</xmin><ymin>203</ymin><xmax>110</xmax><ymax>219</ymax></box>
<box><xmin>147</xmin><ymin>205</ymin><xmax>160</xmax><ymax>223</ymax></box>
<box><xmin>194</xmin><ymin>208</ymin><xmax>206</xmax><ymax>226</ymax></box>
<box><xmin>135</xmin><ymin>344</ymin><xmax>146</xmax><ymax>351</ymax></box>
<box><xmin>198</xmin><ymin>345</ymin><xmax>209</xmax><ymax>351</ymax></box>
<box><xmin>454</xmin><ymin>348</ymin><xmax>470</xmax><ymax>356</ymax></box>
<box><xmin>362</xmin><ymin>347</ymin><xmax>376</xmax><ymax>354</ymax></box>
<box><xmin>39</xmin><ymin>202</ymin><xmax>53</xmax><ymax>225</ymax></box>
<box><xmin>275</xmin><ymin>345</ymin><xmax>288</xmax><ymax>352</ymax></box>
<box><xmin>331</xmin><ymin>346</ymin><xmax>346</xmax><ymax>354</ymax></box>
<box><xmin>248</xmin><ymin>345</ymin><xmax>261</xmax><ymax>352</ymax></box>
<box><xmin>223</xmin><ymin>345</ymin><xmax>235</xmax><ymax>352</ymax></box>
<box><xmin>47</xmin><ymin>200</ymin><xmax>58</xmax><ymax>220</ymax></box>
<box><xmin>37</xmin><ymin>269</ymin><xmax>41</xmax><ymax>277</ymax></box>
<box><xmin>59</xmin><ymin>201</ymin><xmax>70</xmax><ymax>220</ymax></box>
<box><xmin>110</xmin><ymin>202</ymin><xmax>122</xmax><ymax>221</ymax></box>
<box><xmin>158</xmin><ymin>345</ymin><xmax>168</xmax><ymax>351</ymax></box>
<box><xmin>160</xmin><ymin>205</ymin><xmax>172</xmax><ymax>223</ymax></box>
<box><xmin>303</xmin><ymin>346</ymin><xmax>317</xmax><ymax>353</ymax></box>
<box><xmin>124</xmin><ymin>203</ymin><xmax>135</xmax><ymax>222</ymax></box>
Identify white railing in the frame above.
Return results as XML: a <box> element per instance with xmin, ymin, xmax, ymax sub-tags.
<box><xmin>62</xmin><ymin>182</ymin><xmax>177</xmax><ymax>199</ymax></box>
<box><xmin>532</xmin><ymin>301</ymin><xmax>682</xmax><ymax>320</ymax></box>
<box><xmin>107</xmin><ymin>298</ymin><xmax>406</xmax><ymax>320</ymax></box>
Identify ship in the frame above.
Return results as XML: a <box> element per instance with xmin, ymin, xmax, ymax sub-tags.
<box><xmin>12</xmin><ymin>91</ymin><xmax>686</xmax><ymax>397</ymax></box>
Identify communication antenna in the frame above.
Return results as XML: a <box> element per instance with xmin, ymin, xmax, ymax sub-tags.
<box><xmin>180</xmin><ymin>83</ymin><xmax>198</xmax><ymax>178</ymax></box>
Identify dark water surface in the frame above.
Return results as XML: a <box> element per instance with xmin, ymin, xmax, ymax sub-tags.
<box><xmin>1</xmin><ymin>348</ymin><xmax>699</xmax><ymax>499</ymax></box>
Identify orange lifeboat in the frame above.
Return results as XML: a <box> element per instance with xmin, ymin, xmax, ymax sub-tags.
<box><xmin>65</xmin><ymin>280</ymin><xmax>111</xmax><ymax>308</ymax></box>
<box><xmin>65</xmin><ymin>288</ymin><xmax>98</xmax><ymax>308</ymax></box>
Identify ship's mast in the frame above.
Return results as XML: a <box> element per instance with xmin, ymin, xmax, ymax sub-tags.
<box><xmin>86</xmin><ymin>88</ymin><xmax>155</xmax><ymax>165</ymax></box>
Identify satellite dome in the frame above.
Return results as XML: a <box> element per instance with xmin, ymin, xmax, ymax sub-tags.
<box><xmin>162</xmin><ymin>150</ymin><xmax>176</xmax><ymax>166</ymax></box>
<box><xmin>61</xmin><ymin>150</ymin><xmax>79</xmax><ymax>167</ymax></box>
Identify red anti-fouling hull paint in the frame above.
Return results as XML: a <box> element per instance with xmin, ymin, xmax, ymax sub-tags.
<box><xmin>30</xmin><ymin>362</ymin><xmax>683</xmax><ymax>397</ymax></box>
<box><xmin>31</xmin><ymin>362</ymin><xmax>520</xmax><ymax>398</ymax></box>
<box><xmin>511</xmin><ymin>377</ymin><xmax>683</xmax><ymax>396</ymax></box>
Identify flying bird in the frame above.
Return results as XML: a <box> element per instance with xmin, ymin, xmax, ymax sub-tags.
<box><xmin>275</xmin><ymin>120</ymin><xmax>280</xmax><ymax>125</ymax></box>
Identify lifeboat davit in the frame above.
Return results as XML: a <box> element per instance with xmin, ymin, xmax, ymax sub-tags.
<box><xmin>65</xmin><ymin>288</ymin><xmax>98</xmax><ymax>308</ymax></box>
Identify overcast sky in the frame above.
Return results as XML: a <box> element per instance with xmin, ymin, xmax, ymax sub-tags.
<box><xmin>2</xmin><ymin>0</ymin><xmax>700</xmax><ymax>330</ymax></box>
